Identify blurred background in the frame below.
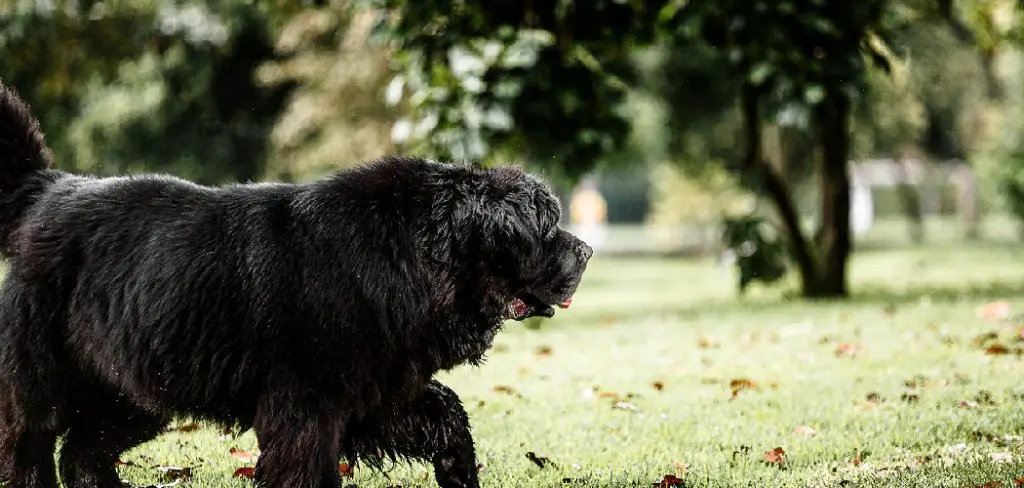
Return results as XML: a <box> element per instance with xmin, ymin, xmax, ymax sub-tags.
<box><xmin>3</xmin><ymin>0</ymin><xmax>1024</xmax><ymax>298</ymax></box>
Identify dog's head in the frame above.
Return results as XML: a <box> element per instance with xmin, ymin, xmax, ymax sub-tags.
<box><xmin>428</xmin><ymin>163</ymin><xmax>592</xmax><ymax>322</ymax></box>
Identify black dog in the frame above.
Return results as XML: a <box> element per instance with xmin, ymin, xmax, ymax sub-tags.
<box><xmin>0</xmin><ymin>81</ymin><xmax>592</xmax><ymax>488</ymax></box>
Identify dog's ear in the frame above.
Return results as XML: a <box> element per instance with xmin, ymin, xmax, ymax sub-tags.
<box><xmin>423</xmin><ymin>164</ymin><xmax>557</xmax><ymax>266</ymax></box>
<box><xmin>480</xmin><ymin>165</ymin><xmax>525</xmax><ymax>199</ymax></box>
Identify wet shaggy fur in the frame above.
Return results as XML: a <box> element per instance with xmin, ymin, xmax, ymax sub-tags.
<box><xmin>0</xmin><ymin>81</ymin><xmax>592</xmax><ymax>488</ymax></box>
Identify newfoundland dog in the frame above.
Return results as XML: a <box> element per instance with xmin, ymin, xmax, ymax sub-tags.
<box><xmin>0</xmin><ymin>81</ymin><xmax>591</xmax><ymax>488</ymax></box>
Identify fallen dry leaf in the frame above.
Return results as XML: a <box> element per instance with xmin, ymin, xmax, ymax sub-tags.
<box><xmin>652</xmin><ymin>381</ymin><xmax>665</xmax><ymax>392</ymax></box>
<box><xmin>851</xmin><ymin>452</ymin><xmax>863</xmax><ymax>467</ymax></box>
<box><xmin>493</xmin><ymin>385</ymin><xmax>521</xmax><ymax>397</ymax></box>
<box><xmin>763</xmin><ymin>447</ymin><xmax>786</xmax><ymax>468</ymax></box>
<box><xmin>729</xmin><ymin>378</ymin><xmax>758</xmax><ymax>398</ymax></box>
<box><xmin>652</xmin><ymin>474</ymin><xmax>686</xmax><ymax>487</ymax></box>
<box><xmin>339</xmin><ymin>463</ymin><xmax>354</xmax><ymax>477</ymax></box>
<box><xmin>535</xmin><ymin>345</ymin><xmax>553</xmax><ymax>356</ymax></box>
<box><xmin>793</xmin><ymin>425</ymin><xmax>817</xmax><ymax>437</ymax></box>
<box><xmin>697</xmin><ymin>337</ymin><xmax>719</xmax><ymax>349</ymax></box>
<box><xmin>114</xmin><ymin>459</ymin><xmax>135</xmax><ymax>467</ymax></box>
<box><xmin>175</xmin><ymin>423</ymin><xmax>201</xmax><ymax>433</ymax></box>
<box><xmin>834</xmin><ymin>343</ymin><xmax>862</xmax><ymax>358</ymax></box>
<box><xmin>233</xmin><ymin>467</ymin><xmax>255</xmax><ymax>478</ymax></box>
<box><xmin>984</xmin><ymin>343</ymin><xmax>1011</xmax><ymax>355</ymax></box>
<box><xmin>229</xmin><ymin>447</ymin><xmax>259</xmax><ymax>464</ymax></box>
<box><xmin>525</xmin><ymin>452</ymin><xmax>554</xmax><ymax>469</ymax></box>
<box><xmin>978</xmin><ymin>301</ymin><xmax>1011</xmax><ymax>321</ymax></box>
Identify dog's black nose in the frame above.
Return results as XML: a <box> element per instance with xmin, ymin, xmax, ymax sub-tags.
<box><xmin>580</xmin><ymin>243</ymin><xmax>594</xmax><ymax>261</ymax></box>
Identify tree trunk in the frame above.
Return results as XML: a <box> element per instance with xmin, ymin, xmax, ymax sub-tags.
<box><xmin>740</xmin><ymin>84</ymin><xmax>820</xmax><ymax>296</ymax></box>
<box><xmin>814</xmin><ymin>86</ymin><xmax>853</xmax><ymax>297</ymax></box>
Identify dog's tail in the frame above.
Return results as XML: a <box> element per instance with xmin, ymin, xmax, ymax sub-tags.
<box><xmin>0</xmin><ymin>80</ymin><xmax>58</xmax><ymax>256</ymax></box>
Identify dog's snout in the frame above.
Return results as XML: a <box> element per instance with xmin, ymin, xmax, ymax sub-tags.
<box><xmin>579</xmin><ymin>242</ymin><xmax>594</xmax><ymax>261</ymax></box>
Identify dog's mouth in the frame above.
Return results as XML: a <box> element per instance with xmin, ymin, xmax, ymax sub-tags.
<box><xmin>507</xmin><ymin>293</ymin><xmax>572</xmax><ymax>321</ymax></box>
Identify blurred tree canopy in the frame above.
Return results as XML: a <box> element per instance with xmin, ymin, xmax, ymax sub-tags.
<box><xmin>1</xmin><ymin>0</ymin><xmax>292</xmax><ymax>184</ymax></box>
<box><xmin>4</xmin><ymin>0</ymin><xmax>1024</xmax><ymax>298</ymax></box>
<box><xmin>256</xmin><ymin>0</ymin><xmax>398</xmax><ymax>181</ymax></box>
<box><xmin>372</xmin><ymin>0</ymin><xmax>894</xmax><ymax>297</ymax></box>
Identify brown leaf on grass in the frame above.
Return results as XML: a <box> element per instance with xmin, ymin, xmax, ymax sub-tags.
<box><xmin>978</xmin><ymin>301</ymin><xmax>1011</xmax><ymax>321</ymax></box>
<box><xmin>851</xmin><ymin>452</ymin><xmax>862</xmax><ymax>467</ymax></box>
<box><xmin>652</xmin><ymin>381</ymin><xmax>665</xmax><ymax>392</ymax></box>
<box><xmin>525</xmin><ymin>452</ymin><xmax>555</xmax><ymax>469</ymax></box>
<box><xmin>174</xmin><ymin>423</ymin><xmax>201</xmax><ymax>433</ymax></box>
<box><xmin>793</xmin><ymin>425</ymin><xmax>817</xmax><ymax>437</ymax></box>
<box><xmin>958</xmin><ymin>399</ymin><xmax>980</xmax><ymax>409</ymax></box>
<box><xmin>535</xmin><ymin>345</ymin><xmax>553</xmax><ymax>356</ymax></box>
<box><xmin>729</xmin><ymin>378</ymin><xmax>758</xmax><ymax>398</ymax></box>
<box><xmin>697</xmin><ymin>337</ymin><xmax>719</xmax><ymax>349</ymax></box>
<box><xmin>598</xmin><ymin>391</ymin><xmax>620</xmax><ymax>401</ymax></box>
<box><xmin>229</xmin><ymin>447</ymin><xmax>260</xmax><ymax>463</ymax></box>
<box><xmin>763</xmin><ymin>447</ymin><xmax>786</xmax><ymax>468</ymax></box>
<box><xmin>834</xmin><ymin>343</ymin><xmax>862</xmax><ymax>358</ymax></box>
<box><xmin>493</xmin><ymin>385</ymin><xmax>522</xmax><ymax>397</ymax></box>
<box><xmin>984</xmin><ymin>343</ymin><xmax>1011</xmax><ymax>355</ymax></box>
<box><xmin>1014</xmin><ymin>478</ymin><xmax>1023</xmax><ymax>486</ymax></box>
<box><xmin>339</xmin><ymin>463</ymin><xmax>354</xmax><ymax>477</ymax></box>
<box><xmin>114</xmin><ymin>459</ymin><xmax>134</xmax><ymax>467</ymax></box>
<box><xmin>651</xmin><ymin>474</ymin><xmax>686</xmax><ymax>487</ymax></box>
<box><xmin>233</xmin><ymin>467</ymin><xmax>255</xmax><ymax>478</ymax></box>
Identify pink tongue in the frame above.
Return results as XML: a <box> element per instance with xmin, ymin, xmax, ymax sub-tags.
<box><xmin>558</xmin><ymin>298</ymin><xmax>572</xmax><ymax>309</ymax></box>
<box><xmin>513</xmin><ymin>299</ymin><xmax>528</xmax><ymax>317</ymax></box>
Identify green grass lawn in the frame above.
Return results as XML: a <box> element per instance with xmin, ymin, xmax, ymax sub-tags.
<box><xmin>115</xmin><ymin>243</ymin><xmax>1024</xmax><ymax>488</ymax></box>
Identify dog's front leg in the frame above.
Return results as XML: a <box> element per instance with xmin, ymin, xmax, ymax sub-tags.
<box><xmin>344</xmin><ymin>379</ymin><xmax>480</xmax><ymax>488</ymax></box>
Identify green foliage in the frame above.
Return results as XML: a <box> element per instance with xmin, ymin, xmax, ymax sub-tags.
<box><xmin>646</xmin><ymin>164</ymin><xmax>755</xmax><ymax>227</ymax></box>
<box><xmin>367</xmin><ymin>0</ymin><xmax>668</xmax><ymax>181</ymax></box>
<box><xmin>1</xmin><ymin>0</ymin><xmax>289</xmax><ymax>184</ymax></box>
<box><xmin>256</xmin><ymin>1</ymin><xmax>398</xmax><ymax>181</ymax></box>
<box><xmin>721</xmin><ymin>214</ymin><xmax>789</xmax><ymax>293</ymax></box>
<box><xmin>663</xmin><ymin>0</ymin><xmax>894</xmax><ymax>107</ymax></box>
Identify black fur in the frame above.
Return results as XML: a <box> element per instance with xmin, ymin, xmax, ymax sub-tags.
<box><xmin>0</xmin><ymin>80</ymin><xmax>592</xmax><ymax>488</ymax></box>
